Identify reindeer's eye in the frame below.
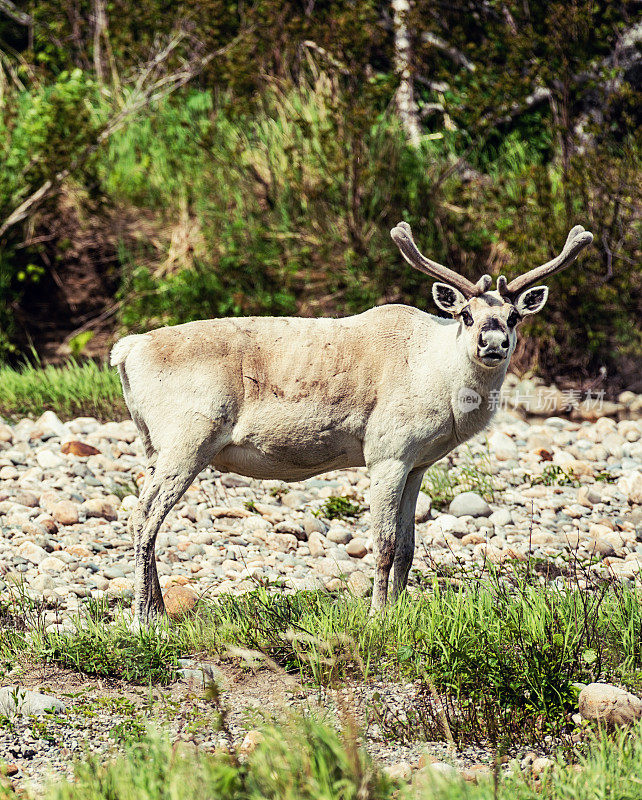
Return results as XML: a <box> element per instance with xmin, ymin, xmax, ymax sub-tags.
<box><xmin>507</xmin><ymin>309</ymin><xmax>520</xmax><ymax>328</ymax></box>
<box><xmin>461</xmin><ymin>308</ymin><xmax>474</xmax><ymax>327</ymax></box>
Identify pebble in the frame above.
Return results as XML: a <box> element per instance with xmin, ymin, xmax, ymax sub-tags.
<box><xmin>488</xmin><ymin>431</ymin><xmax>518</xmax><ymax>461</ymax></box>
<box><xmin>326</xmin><ymin>525</ymin><xmax>352</xmax><ymax>544</ymax></box>
<box><xmin>308</xmin><ymin>532</ymin><xmax>327</xmax><ymax>558</ymax></box>
<box><xmin>414</xmin><ymin>492</ymin><xmax>432</xmax><ymax>523</ymax></box>
<box><xmin>163</xmin><ymin>584</ymin><xmax>199</xmax><ymax>619</ymax></box>
<box><xmin>36</xmin><ymin>450</ymin><xmax>65</xmax><ymax>470</ymax></box>
<box><xmin>488</xmin><ymin>508</ymin><xmax>511</xmax><ymax>527</ymax></box>
<box><xmin>82</xmin><ymin>499</ymin><xmax>118</xmax><ymax>521</ymax></box>
<box><xmin>448</xmin><ymin>492</ymin><xmax>491</xmax><ymax>518</ymax></box>
<box><xmin>531</xmin><ymin>757</ymin><xmax>554</xmax><ymax>777</ymax></box>
<box><xmin>17</xmin><ymin>541</ymin><xmax>49</xmax><ymax>565</ymax></box>
<box><xmin>239</xmin><ymin>730</ymin><xmax>264</xmax><ymax>756</ymax></box>
<box><xmin>346</xmin><ymin>538</ymin><xmax>367</xmax><ymax>558</ymax></box>
<box><xmin>347</xmin><ymin>571</ymin><xmax>370</xmax><ymax>597</ymax></box>
<box><xmin>384</xmin><ymin>761</ymin><xmax>412</xmax><ymax>781</ymax></box>
<box><xmin>51</xmin><ymin>501</ymin><xmax>80</xmax><ymax>526</ymax></box>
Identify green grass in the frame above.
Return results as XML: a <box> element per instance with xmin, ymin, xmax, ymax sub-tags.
<box><xmin>37</xmin><ymin>719</ymin><xmax>392</xmax><ymax>800</ymax></box>
<box><xmin>5</xmin><ymin>573</ymin><xmax>642</xmax><ymax>747</ymax></box>
<box><xmin>12</xmin><ymin>719</ymin><xmax>642</xmax><ymax>800</ymax></box>
<box><xmin>30</xmin><ymin>614</ymin><xmax>182</xmax><ymax>685</ymax></box>
<box><xmin>0</xmin><ymin>360</ymin><xmax>125</xmax><ymax>420</ymax></box>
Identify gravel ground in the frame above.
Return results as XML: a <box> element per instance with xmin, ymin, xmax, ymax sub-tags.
<box><xmin>1</xmin><ymin>387</ymin><xmax>641</xmax><ymax>792</ymax></box>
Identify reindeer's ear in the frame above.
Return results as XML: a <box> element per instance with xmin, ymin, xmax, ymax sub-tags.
<box><xmin>432</xmin><ymin>283</ymin><xmax>467</xmax><ymax>315</ymax></box>
<box><xmin>515</xmin><ymin>285</ymin><xmax>549</xmax><ymax>316</ymax></box>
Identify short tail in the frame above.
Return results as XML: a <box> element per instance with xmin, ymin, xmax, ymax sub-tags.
<box><xmin>110</xmin><ymin>334</ymin><xmax>149</xmax><ymax>366</ymax></box>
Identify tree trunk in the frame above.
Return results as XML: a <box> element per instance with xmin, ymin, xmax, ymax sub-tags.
<box><xmin>392</xmin><ymin>0</ymin><xmax>421</xmax><ymax>146</ymax></box>
<box><xmin>93</xmin><ymin>0</ymin><xmax>106</xmax><ymax>85</ymax></box>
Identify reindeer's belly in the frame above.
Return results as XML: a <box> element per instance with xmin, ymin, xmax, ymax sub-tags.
<box><xmin>213</xmin><ymin>402</ymin><xmax>366</xmax><ymax>480</ymax></box>
<box><xmin>213</xmin><ymin>440</ymin><xmax>365</xmax><ymax>481</ymax></box>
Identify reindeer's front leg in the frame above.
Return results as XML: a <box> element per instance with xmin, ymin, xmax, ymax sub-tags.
<box><xmin>368</xmin><ymin>459</ymin><xmax>410</xmax><ymax>611</ymax></box>
<box><xmin>390</xmin><ymin>466</ymin><xmax>426</xmax><ymax>601</ymax></box>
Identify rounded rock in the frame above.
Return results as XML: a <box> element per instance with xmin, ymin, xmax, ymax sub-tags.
<box><xmin>531</xmin><ymin>757</ymin><xmax>554</xmax><ymax>777</ymax></box>
<box><xmin>326</xmin><ymin>526</ymin><xmax>352</xmax><ymax>544</ymax></box>
<box><xmin>488</xmin><ymin>431</ymin><xmax>518</xmax><ymax>461</ymax></box>
<box><xmin>347</xmin><ymin>570</ymin><xmax>370</xmax><ymax>597</ymax></box>
<box><xmin>345</xmin><ymin>538</ymin><xmax>367</xmax><ymax>558</ymax></box>
<box><xmin>448</xmin><ymin>492</ymin><xmax>491</xmax><ymax>518</ymax></box>
<box><xmin>17</xmin><ymin>541</ymin><xmax>48</xmax><ymax>565</ymax></box>
<box><xmin>414</xmin><ymin>491</ymin><xmax>432</xmax><ymax>523</ymax></box>
<box><xmin>307</xmin><ymin>531</ymin><xmax>327</xmax><ymax>557</ymax></box>
<box><xmin>51</xmin><ymin>501</ymin><xmax>80</xmax><ymax>526</ymax></box>
<box><xmin>36</xmin><ymin>450</ymin><xmax>66</xmax><ymax>470</ymax></box>
<box><xmin>384</xmin><ymin>762</ymin><xmax>412</xmax><ymax>782</ymax></box>
<box><xmin>239</xmin><ymin>730</ymin><xmax>264</xmax><ymax>756</ymax></box>
<box><xmin>579</xmin><ymin>683</ymin><xmax>642</xmax><ymax>726</ymax></box>
<box><xmin>82</xmin><ymin>498</ymin><xmax>118</xmax><ymax>521</ymax></box>
<box><xmin>163</xmin><ymin>584</ymin><xmax>199</xmax><ymax>619</ymax></box>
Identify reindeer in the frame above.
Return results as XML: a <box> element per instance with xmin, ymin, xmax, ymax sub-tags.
<box><xmin>111</xmin><ymin>222</ymin><xmax>592</xmax><ymax>622</ymax></box>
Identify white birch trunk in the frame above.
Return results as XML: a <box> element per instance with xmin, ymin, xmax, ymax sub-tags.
<box><xmin>392</xmin><ymin>0</ymin><xmax>421</xmax><ymax>146</ymax></box>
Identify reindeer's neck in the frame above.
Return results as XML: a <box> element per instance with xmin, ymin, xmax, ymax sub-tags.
<box><xmin>449</xmin><ymin>340</ymin><xmax>509</xmax><ymax>444</ymax></box>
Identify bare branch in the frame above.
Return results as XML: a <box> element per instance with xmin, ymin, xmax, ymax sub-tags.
<box><xmin>0</xmin><ymin>0</ymin><xmax>32</xmax><ymax>26</ymax></box>
<box><xmin>421</xmin><ymin>31</ymin><xmax>475</xmax><ymax>72</ymax></box>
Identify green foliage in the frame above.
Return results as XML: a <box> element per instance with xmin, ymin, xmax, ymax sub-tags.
<box><xmin>0</xmin><ymin>0</ymin><xmax>639</xmax><ymax>386</ymax></box>
<box><xmin>449</xmin><ymin>136</ymin><xmax>642</xmax><ymax>380</ymax></box>
<box><xmin>109</xmin><ymin>719</ymin><xmax>148</xmax><ymax>746</ymax></box>
<box><xmin>0</xmin><ymin>70</ymin><xmax>102</xmax><ymax>356</ymax></box>
<box><xmin>0</xmin><ymin>360</ymin><xmax>125</xmax><ymax>420</ymax></box>
<box><xmin>594</xmin><ymin>470</ymin><xmax>617</xmax><ymax>484</ymax></box>
<box><xmin>165</xmin><ymin>578</ymin><xmax>642</xmax><ymax>744</ymax></box>
<box><xmin>15</xmin><ymin>721</ymin><xmax>642</xmax><ymax>800</ymax></box>
<box><xmin>3</xmin><ymin>575</ymin><xmax>642</xmax><ymax>749</ymax></box>
<box><xmin>110</xmin><ymin>80</ymin><xmax>442</xmax><ymax>329</ymax></box>
<box><xmin>0</xmin><ymin>69</ymin><xmax>99</xmax><ymax>212</ymax></box>
<box><xmin>531</xmin><ymin>465</ymin><xmax>580</xmax><ymax>488</ymax></box>
<box><xmin>318</xmin><ymin>496</ymin><xmax>365</xmax><ymax>521</ymax></box>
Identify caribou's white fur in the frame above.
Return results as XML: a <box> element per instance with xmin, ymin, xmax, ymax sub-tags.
<box><xmin>112</xmin><ymin>222</ymin><xmax>593</xmax><ymax>621</ymax></box>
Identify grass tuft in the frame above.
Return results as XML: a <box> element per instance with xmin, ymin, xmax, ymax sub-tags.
<box><xmin>4</xmin><ymin>568</ymin><xmax>642</xmax><ymax>749</ymax></box>
<box><xmin>531</xmin><ymin>465</ymin><xmax>580</xmax><ymax>488</ymax></box>
<box><xmin>29</xmin><ymin>611</ymin><xmax>181</xmax><ymax>685</ymax></box>
<box><xmin>317</xmin><ymin>496</ymin><xmax>365</xmax><ymax>521</ymax></box>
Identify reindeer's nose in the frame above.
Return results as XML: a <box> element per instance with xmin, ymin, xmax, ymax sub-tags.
<box><xmin>478</xmin><ymin>331</ymin><xmax>509</xmax><ymax>350</ymax></box>
<box><xmin>477</xmin><ymin>326</ymin><xmax>510</xmax><ymax>366</ymax></box>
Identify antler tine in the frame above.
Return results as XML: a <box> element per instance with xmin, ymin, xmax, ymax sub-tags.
<box><xmin>390</xmin><ymin>222</ymin><xmax>480</xmax><ymax>298</ymax></box>
<box><xmin>501</xmin><ymin>225</ymin><xmax>594</xmax><ymax>297</ymax></box>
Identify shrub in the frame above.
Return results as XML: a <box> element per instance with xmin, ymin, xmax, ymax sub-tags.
<box><xmin>0</xmin><ymin>70</ymin><xmax>102</xmax><ymax>358</ymax></box>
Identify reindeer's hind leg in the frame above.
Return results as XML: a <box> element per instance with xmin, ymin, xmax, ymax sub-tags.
<box><xmin>130</xmin><ymin>426</ymin><xmax>226</xmax><ymax>622</ymax></box>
